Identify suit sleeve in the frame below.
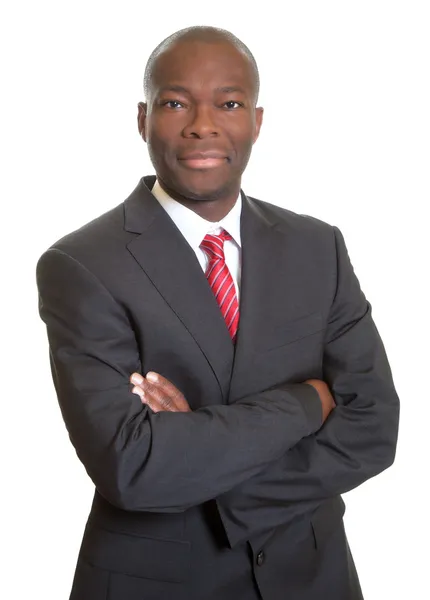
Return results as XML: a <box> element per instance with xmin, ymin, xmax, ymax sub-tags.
<box><xmin>36</xmin><ymin>247</ymin><xmax>324</xmax><ymax>513</ymax></box>
<box><xmin>215</xmin><ymin>226</ymin><xmax>400</xmax><ymax>547</ymax></box>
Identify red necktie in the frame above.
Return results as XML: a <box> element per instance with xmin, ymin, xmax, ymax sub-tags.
<box><xmin>200</xmin><ymin>230</ymin><xmax>240</xmax><ymax>342</ymax></box>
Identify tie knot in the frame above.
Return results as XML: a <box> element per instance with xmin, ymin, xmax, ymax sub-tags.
<box><xmin>200</xmin><ymin>230</ymin><xmax>232</xmax><ymax>260</ymax></box>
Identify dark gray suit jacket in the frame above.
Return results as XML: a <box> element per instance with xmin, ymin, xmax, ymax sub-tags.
<box><xmin>36</xmin><ymin>175</ymin><xmax>399</xmax><ymax>599</ymax></box>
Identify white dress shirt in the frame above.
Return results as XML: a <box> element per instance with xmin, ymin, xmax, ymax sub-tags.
<box><xmin>151</xmin><ymin>179</ymin><xmax>242</xmax><ymax>301</ymax></box>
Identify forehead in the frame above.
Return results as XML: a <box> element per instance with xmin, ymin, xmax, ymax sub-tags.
<box><xmin>150</xmin><ymin>40</ymin><xmax>255</xmax><ymax>95</ymax></box>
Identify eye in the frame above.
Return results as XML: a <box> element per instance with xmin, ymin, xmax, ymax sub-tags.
<box><xmin>223</xmin><ymin>101</ymin><xmax>243</xmax><ymax>109</ymax></box>
<box><xmin>162</xmin><ymin>100</ymin><xmax>184</xmax><ymax>109</ymax></box>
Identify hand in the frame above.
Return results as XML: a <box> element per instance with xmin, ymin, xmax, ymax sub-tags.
<box><xmin>304</xmin><ymin>379</ymin><xmax>336</xmax><ymax>423</ymax></box>
<box><xmin>130</xmin><ymin>372</ymin><xmax>191</xmax><ymax>413</ymax></box>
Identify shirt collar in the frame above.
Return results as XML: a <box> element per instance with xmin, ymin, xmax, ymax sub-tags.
<box><xmin>151</xmin><ymin>179</ymin><xmax>242</xmax><ymax>251</ymax></box>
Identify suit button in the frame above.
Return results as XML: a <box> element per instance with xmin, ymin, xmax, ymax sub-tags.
<box><xmin>256</xmin><ymin>550</ymin><xmax>265</xmax><ymax>566</ymax></box>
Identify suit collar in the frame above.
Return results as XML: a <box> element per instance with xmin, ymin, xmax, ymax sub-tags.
<box><xmin>123</xmin><ymin>175</ymin><xmax>162</xmax><ymax>234</ymax></box>
<box><xmin>150</xmin><ymin>179</ymin><xmax>243</xmax><ymax>251</ymax></box>
<box><xmin>124</xmin><ymin>175</ymin><xmax>246</xmax><ymax>242</ymax></box>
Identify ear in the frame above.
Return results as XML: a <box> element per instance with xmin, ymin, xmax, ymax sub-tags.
<box><xmin>253</xmin><ymin>106</ymin><xmax>264</xmax><ymax>144</ymax></box>
<box><xmin>137</xmin><ymin>102</ymin><xmax>148</xmax><ymax>141</ymax></box>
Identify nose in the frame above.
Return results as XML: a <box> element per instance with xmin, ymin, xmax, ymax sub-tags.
<box><xmin>182</xmin><ymin>105</ymin><xmax>220</xmax><ymax>139</ymax></box>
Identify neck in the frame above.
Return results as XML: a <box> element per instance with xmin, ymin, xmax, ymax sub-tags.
<box><xmin>157</xmin><ymin>178</ymin><xmax>240</xmax><ymax>222</ymax></box>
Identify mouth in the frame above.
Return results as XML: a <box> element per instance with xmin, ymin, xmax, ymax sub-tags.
<box><xmin>178</xmin><ymin>152</ymin><xmax>229</xmax><ymax>170</ymax></box>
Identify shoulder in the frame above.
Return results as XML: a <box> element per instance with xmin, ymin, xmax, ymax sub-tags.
<box><xmin>35</xmin><ymin>202</ymin><xmax>129</xmax><ymax>292</ymax></box>
<box><xmin>48</xmin><ymin>203</ymin><xmax>125</xmax><ymax>255</ymax></box>
<box><xmin>36</xmin><ymin>177</ymin><xmax>141</xmax><ymax>276</ymax></box>
<box><xmin>246</xmin><ymin>194</ymin><xmax>335</xmax><ymax>240</ymax></box>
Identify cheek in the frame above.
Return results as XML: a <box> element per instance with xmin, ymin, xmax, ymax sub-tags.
<box><xmin>146</xmin><ymin>116</ymin><xmax>178</xmax><ymax>146</ymax></box>
<box><xmin>223</xmin><ymin>118</ymin><xmax>257</xmax><ymax>147</ymax></box>
<box><xmin>229</xmin><ymin>132</ymin><xmax>255</xmax><ymax>162</ymax></box>
<box><xmin>146</xmin><ymin>130</ymin><xmax>176</xmax><ymax>164</ymax></box>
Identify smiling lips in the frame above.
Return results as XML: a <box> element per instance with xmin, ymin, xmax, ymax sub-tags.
<box><xmin>179</xmin><ymin>151</ymin><xmax>228</xmax><ymax>169</ymax></box>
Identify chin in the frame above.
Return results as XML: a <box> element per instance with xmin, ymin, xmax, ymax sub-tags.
<box><xmin>174</xmin><ymin>173</ymin><xmax>234</xmax><ymax>203</ymax></box>
<box><xmin>182</xmin><ymin>185</ymin><xmax>227</xmax><ymax>202</ymax></box>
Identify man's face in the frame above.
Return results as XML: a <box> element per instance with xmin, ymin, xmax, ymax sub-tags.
<box><xmin>138</xmin><ymin>40</ymin><xmax>263</xmax><ymax>202</ymax></box>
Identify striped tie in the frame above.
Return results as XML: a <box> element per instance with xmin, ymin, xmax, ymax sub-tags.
<box><xmin>200</xmin><ymin>230</ymin><xmax>240</xmax><ymax>342</ymax></box>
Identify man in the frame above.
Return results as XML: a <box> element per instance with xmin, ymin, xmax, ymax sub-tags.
<box><xmin>36</xmin><ymin>25</ymin><xmax>400</xmax><ymax>600</ymax></box>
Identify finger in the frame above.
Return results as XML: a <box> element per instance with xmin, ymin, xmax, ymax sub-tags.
<box><xmin>130</xmin><ymin>373</ymin><xmax>159</xmax><ymax>397</ymax></box>
<box><xmin>146</xmin><ymin>372</ymin><xmax>184</xmax><ymax>398</ymax></box>
<box><xmin>132</xmin><ymin>382</ymin><xmax>178</xmax><ymax>412</ymax></box>
<box><xmin>144</xmin><ymin>396</ymin><xmax>164</xmax><ymax>413</ymax></box>
<box><xmin>146</xmin><ymin>372</ymin><xmax>190</xmax><ymax>411</ymax></box>
<box><xmin>144</xmin><ymin>394</ymin><xmax>164</xmax><ymax>413</ymax></box>
<box><xmin>131</xmin><ymin>385</ymin><xmax>144</xmax><ymax>399</ymax></box>
<box><xmin>132</xmin><ymin>386</ymin><xmax>165</xmax><ymax>413</ymax></box>
<box><xmin>132</xmin><ymin>371</ymin><xmax>180</xmax><ymax>401</ymax></box>
<box><xmin>130</xmin><ymin>372</ymin><xmax>144</xmax><ymax>386</ymax></box>
<box><xmin>144</xmin><ymin>383</ymin><xmax>178</xmax><ymax>411</ymax></box>
<box><xmin>130</xmin><ymin>372</ymin><xmax>187</xmax><ymax>412</ymax></box>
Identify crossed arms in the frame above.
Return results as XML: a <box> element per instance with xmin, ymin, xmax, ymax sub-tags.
<box><xmin>36</xmin><ymin>227</ymin><xmax>400</xmax><ymax>547</ymax></box>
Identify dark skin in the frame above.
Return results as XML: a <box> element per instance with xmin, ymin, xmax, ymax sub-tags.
<box><xmin>132</xmin><ymin>36</ymin><xmax>335</xmax><ymax>422</ymax></box>
<box><xmin>137</xmin><ymin>38</ymin><xmax>263</xmax><ymax>222</ymax></box>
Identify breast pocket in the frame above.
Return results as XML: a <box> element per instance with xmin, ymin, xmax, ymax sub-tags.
<box><xmin>259</xmin><ymin>311</ymin><xmax>325</xmax><ymax>352</ymax></box>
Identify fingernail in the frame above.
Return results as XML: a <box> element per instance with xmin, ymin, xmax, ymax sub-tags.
<box><xmin>131</xmin><ymin>373</ymin><xmax>143</xmax><ymax>385</ymax></box>
<box><xmin>146</xmin><ymin>372</ymin><xmax>158</xmax><ymax>382</ymax></box>
<box><xmin>132</xmin><ymin>386</ymin><xmax>145</xmax><ymax>398</ymax></box>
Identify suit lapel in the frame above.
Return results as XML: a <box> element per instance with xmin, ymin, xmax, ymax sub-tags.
<box><xmin>124</xmin><ymin>177</ymin><xmax>234</xmax><ymax>402</ymax></box>
<box><xmin>229</xmin><ymin>193</ymin><xmax>293</xmax><ymax>402</ymax></box>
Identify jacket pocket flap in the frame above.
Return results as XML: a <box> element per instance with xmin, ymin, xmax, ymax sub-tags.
<box><xmin>81</xmin><ymin>526</ymin><xmax>190</xmax><ymax>583</ymax></box>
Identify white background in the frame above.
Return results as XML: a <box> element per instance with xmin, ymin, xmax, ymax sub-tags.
<box><xmin>1</xmin><ymin>1</ymin><xmax>429</xmax><ymax>598</ymax></box>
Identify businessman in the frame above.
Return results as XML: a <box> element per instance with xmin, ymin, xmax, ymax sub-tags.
<box><xmin>36</xmin><ymin>25</ymin><xmax>400</xmax><ymax>600</ymax></box>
